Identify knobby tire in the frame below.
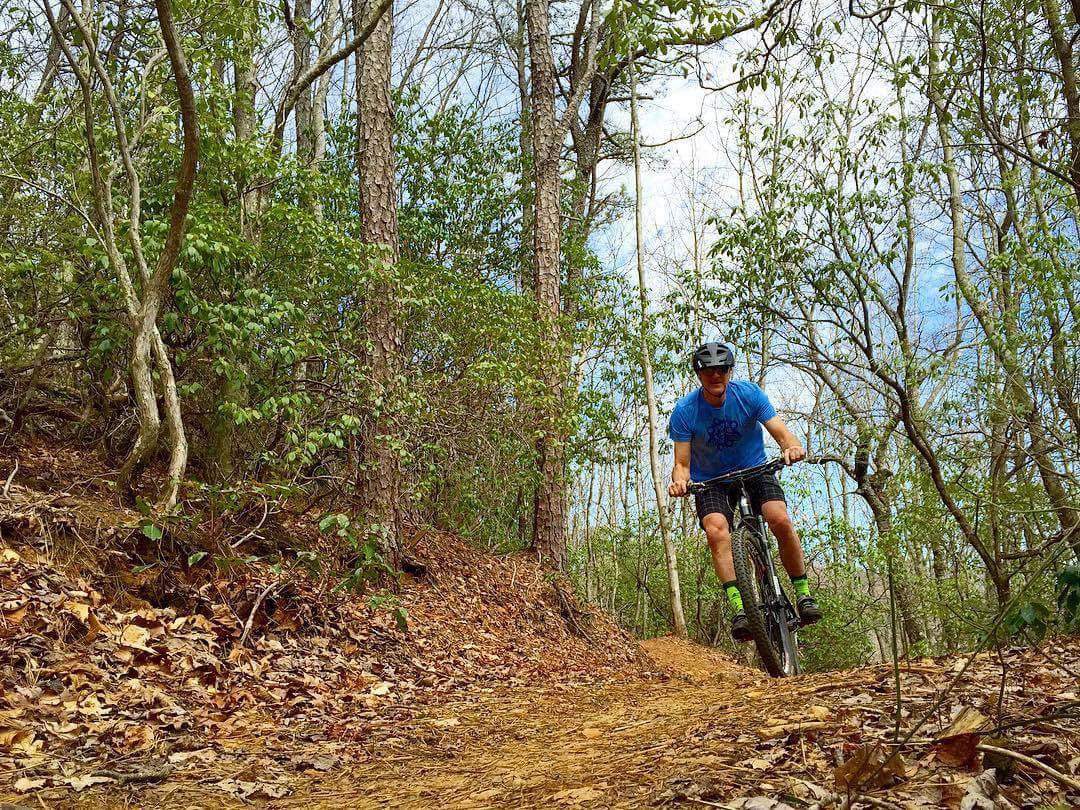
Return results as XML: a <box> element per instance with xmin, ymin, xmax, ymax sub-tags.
<box><xmin>731</xmin><ymin>524</ymin><xmax>798</xmax><ymax>677</ymax></box>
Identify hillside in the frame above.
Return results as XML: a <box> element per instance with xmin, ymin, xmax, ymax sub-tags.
<box><xmin>2</xmin><ymin>443</ymin><xmax>1079</xmax><ymax>808</ymax></box>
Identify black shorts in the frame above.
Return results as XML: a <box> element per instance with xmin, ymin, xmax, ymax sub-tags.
<box><xmin>694</xmin><ymin>471</ymin><xmax>786</xmax><ymax>529</ymax></box>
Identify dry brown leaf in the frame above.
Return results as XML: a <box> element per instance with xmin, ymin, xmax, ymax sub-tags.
<box><xmin>581</xmin><ymin>726</ymin><xmax>603</xmax><ymax>739</ymax></box>
<box><xmin>940</xmin><ymin>706</ymin><xmax>990</xmax><ymax>738</ymax></box>
<box><xmin>933</xmin><ymin>706</ymin><xmax>990</xmax><ymax>769</ymax></box>
<box><xmin>935</xmin><ymin>734</ymin><xmax>982</xmax><ymax>769</ymax></box>
<box><xmin>121</xmin><ymin>723</ymin><xmax>155</xmax><ymax>751</ymax></box>
<box><xmin>0</xmin><ymin>725</ymin><xmax>33</xmax><ymax>752</ymax></box>
<box><xmin>168</xmin><ymin>748</ymin><xmax>217</xmax><ymax>764</ymax></box>
<box><xmin>120</xmin><ymin>623</ymin><xmax>155</xmax><ymax>653</ymax></box>
<box><xmin>65</xmin><ymin>600</ymin><xmax>91</xmax><ymax>622</ymax></box>
<box><xmin>14</xmin><ymin>776</ymin><xmax>46</xmax><ymax>792</ymax></box>
<box><xmin>68</xmin><ymin>774</ymin><xmax>114</xmax><ymax>791</ymax></box>
<box><xmin>216</xmin><ymin>778</ymin><xmax>291</xmax><ymax>799</ymax></box>
<box><xmin>757</xmin><ymin>720</ymin><xmax>829</xmax><ymax>739</ymax></box>
<box><xmin>84</xmin><ymin>611</ymin><xmax>102</xmax><ymax>643</ymax></box>
<box><xmin>834</xmin><ymin>743</ymin><xmax>907</xmax><ymax>791</ymax></box>
<box><xmin>728</xmin><ymin>798</ymin><xmax>796</xmax><ymax>810</ymax></box>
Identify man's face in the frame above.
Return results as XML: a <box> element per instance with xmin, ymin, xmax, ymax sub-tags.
<box><xmin>696</xmin><ymin>366</ymin><xmax>732</xmax><ymax>399</ymax></box>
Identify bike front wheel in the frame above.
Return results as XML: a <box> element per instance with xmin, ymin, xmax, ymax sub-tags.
<box><xmin>731</xmin><ymin>525</ymin><xmax>799</xmax><ymax>677</ymax></box>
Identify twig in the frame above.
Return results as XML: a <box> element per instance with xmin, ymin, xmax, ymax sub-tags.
<box><xmin>2</xmin><ymin>458</ymin><xmax>17</xmax><ymax>497</ymax></box>
<box><xmin>231</xmin><ymin>494</ymin><xmax>269</xmax><ymax>549</ymax></box>
<box><xmin>552</xmin><ymin>580</ymin><xmax>591</xmax><ymax>641</ymax></box>
<box><xmin>95</xmin><ymin>766</ymin><xmax>172</xmax><ymax>785</ymax></box>
<box><xmin>885</xmin><ymin>559</ymin><xmax>901</xmax><ymax>741</ymax></box>
<box><xmin>977</xmin><ymin>743</ymin><xmax>1080</xmax><ymax>791</ymax></box>
<box><xmin>238</xmin><ymin>580</ymin><xmax>279</xmax><ymax>647</ymax></box>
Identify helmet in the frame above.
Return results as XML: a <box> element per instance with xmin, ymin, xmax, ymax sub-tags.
<box><xmin>692</xmin><ymin>342</ymin><xmax>735</xmax><ymax>372</ymax></box>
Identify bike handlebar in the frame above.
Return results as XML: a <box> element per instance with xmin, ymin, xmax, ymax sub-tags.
<box><xmin>680</xmin><ymin>456</ymin><xmax>792</xmax><ymax>497</ymax></box>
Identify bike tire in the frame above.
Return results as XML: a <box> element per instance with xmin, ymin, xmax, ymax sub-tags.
<box><xmin>731</xmin><ymin>525</ymin><xmax>798</xmax><ymax>677</ymax></box>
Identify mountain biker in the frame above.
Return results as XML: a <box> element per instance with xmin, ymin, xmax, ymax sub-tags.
<box><xmin>667</xmin><ymin>342</ymin><xmax>823</xmax><ymax>642</ymax></box>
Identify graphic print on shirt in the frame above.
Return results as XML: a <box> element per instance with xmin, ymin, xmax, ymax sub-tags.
<box><xmin>707</xmin><ymin>417</ymin><xmax>741</xmax><ymax>448</ymax></box>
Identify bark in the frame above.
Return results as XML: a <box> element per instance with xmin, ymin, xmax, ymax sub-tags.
<box><xmin>292</xmin><ymin>0</ymin><xmax>314</xmax><ymax>163</ymax></box>
<box><xmin>514</xmin><ymin>0</ymin><xmax>532</xmax><ymax>293</ymax></box>
<box><xmin>525</xmin><ymin>0</ymin><xmax>567</xmax><ymax>569</ymax></box>
<box><xmin>355</xmin><ymin>0</ymin><xmax>404</xmax><ymax>561</ymax></box>
<box><xmin>271</xmin><ymin>0</ymin><xmax>392</xmax><ymax>157</ymax></box>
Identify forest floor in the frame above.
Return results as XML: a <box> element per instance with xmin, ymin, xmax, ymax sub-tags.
<box><xmin>2</xmin><ymin>443</ymin><xmax>1079</xmax><ymax>808</ymax></box>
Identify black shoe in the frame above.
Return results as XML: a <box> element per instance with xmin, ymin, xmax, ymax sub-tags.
<box><xmin>731</xmin><ymin>612</ymin><xmax>752</xmax><ymax>642</ymax></box>
<box><xmin>797</xmin><ymin>595</ymin><xmax>823</xmax><ymax>626</ymax></box>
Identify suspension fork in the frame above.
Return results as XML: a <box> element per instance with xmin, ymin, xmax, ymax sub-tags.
<box><xmin>738</xmin><ymin>489</ymin><xmax>785</xmax><ymax>611</ymax></box>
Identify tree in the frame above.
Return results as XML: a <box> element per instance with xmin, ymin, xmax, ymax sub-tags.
<box><xmin>355</xmin><ymin>0</ymin><xmax>405</xmax><ymax>561</ymax></box>
<box><xmin>628</xmin><ymin>36</ymin><xmax>686</xmax><ymax>636</ymax></box>
<box><xmin>42</xmin><ymin>0</ymin><xmax>199</xmax><ymax>508</ymax></box>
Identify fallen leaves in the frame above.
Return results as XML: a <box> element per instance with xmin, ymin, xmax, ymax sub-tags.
<box><xmin>66</xmin><ymin>774</ymin><xmax>114</xmax><ymax>792</ymax></box>
<box><xmin>757</xmin><ymin>719</ymin><xmax>829</xmax><ymax>739</ymax></box>
<box><xmin>13</xmin><ymin>776</ymin><xmax>45</xmax><ymax>792</ymax></box>
<box><xmin>0</xmin><ymin>726</ymin><xmax>34</xmax><ymax>754</ymax></box>
<box><xmin>834</xmin><ymin>743</ymin><xmax>908</xmax><ymax>791</ymax></box>
<box><xmin>2</xmin><ymin>445</ymin><xmax>1079</xmax><ymax>809</ymax></box>
<box><xmin>215</xmin><ymin>778</ymin><xmax>291</xmax><ymax>800</ymax></box>
<box><xmin>933</xmin><ymin>707</ymin><xmax>990</xmax><ymax>769</ymax></box>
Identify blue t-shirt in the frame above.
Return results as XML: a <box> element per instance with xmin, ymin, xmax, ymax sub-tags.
<box><xmin>667</xmin><ymin>381</ymin><xmax>777</xmax><ymax>480</ymax></box>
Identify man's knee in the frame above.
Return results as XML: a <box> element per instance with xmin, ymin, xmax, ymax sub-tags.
<box><xmin>762</xmin><ymin>502</ymin><xmax>794</xmax><ymax>535</ymax></box>
<box><xmin>703</xmin><ymin>515</ymin><xmax>731</xmax><ymax>549</ymax></box>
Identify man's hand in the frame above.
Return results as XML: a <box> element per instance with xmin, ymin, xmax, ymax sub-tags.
<box><xmin>782</xmin><ymin>445</ymin><xmax>807</xmax><ymax>465</ymax></box>
<box><xmin>668</xmin><ymin>479</ymin><xmax>689</xmax><ymax>497</ymax></box>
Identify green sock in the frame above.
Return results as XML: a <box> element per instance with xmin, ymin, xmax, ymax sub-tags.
<box><xmin>791</xmin><ymin>575</ymin><xmax>811</xmax><ymax>598</ymax></box>
<box><xmin>723</xmin><ymin>581</ymin><xmax>744</xmax><ymax>612</ymax></box>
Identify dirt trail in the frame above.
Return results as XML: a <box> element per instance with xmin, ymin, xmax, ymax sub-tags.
<box><xmin>127</xmin><ymin>637</ymin><xmax>836</xmax><ymax>808</ymax></box>
<box><xmin>16</xmin><ymin>635</ymin><xmax>1080</xmax><ymax>808</ymax></box>
<box><xmin>311</xmin><ymin>637</ymin><xmax>774</xmax><ymax>807</ymax></box>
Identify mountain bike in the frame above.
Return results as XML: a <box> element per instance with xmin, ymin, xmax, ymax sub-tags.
<box><xmin>687</xmin><ymin>458</ymin><xmax>801</xmax><ymax>677</ymax></box>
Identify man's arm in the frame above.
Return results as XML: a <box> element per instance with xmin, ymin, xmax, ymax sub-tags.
<box><xmin>668</xmin><ymin>441</ymin><xmax>691</xmax><ymax>496</ymax></box>
<box><xmin>763</xmin><ymin>416</ymin><xmax>806</xmax><ymax>465</ymax></box>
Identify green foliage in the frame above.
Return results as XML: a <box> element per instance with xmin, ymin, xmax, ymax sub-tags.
<box><xmin>320</xmin><ymin>513</ymin><xmax>398</xmax><ymax>593</ymax></box>
<box><xmin>1056</xmin><ymin>566</ymin><xmax>1080</xmax><ymax>630</ymax></box>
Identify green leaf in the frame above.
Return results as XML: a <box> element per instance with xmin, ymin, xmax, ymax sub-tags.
<box><xmin>394</xmin><ymin>606</ymin><xmax>409</xmax><ymax>633</ymax></box>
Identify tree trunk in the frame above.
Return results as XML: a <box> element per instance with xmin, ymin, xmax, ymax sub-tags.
<box><xmin>355</xmin><ymin>0</ymin><xmax>404</xmax><ymax>560</ymax></box>
<box><xmin>525</xmin><ymin>0</ymin><xmax>567</xmax><ymax>569</ymax></box>
<box><xmin>629</xmin><ymin>49</ymin><xmax>686</xmax><ymax>636</ymax></box>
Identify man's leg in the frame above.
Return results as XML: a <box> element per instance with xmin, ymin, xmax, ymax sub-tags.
<box><xmin>760</xmin><ymin>499</ymin><xmax>822</xmax><ymax>624</ymax></box>
<box><xmin>703</xmin><ymin>512</ymin><xmax>735</xmax><ymax>583</ymax></box>
<box><xmin>760</xmin><ymin>500</ymin><xmax>805</xmax><ymax>577</ymax></box>
<box><xmin>702</xmin><ymin>511</ymin><xmax>752</xmax><ymax>641</ymax></box>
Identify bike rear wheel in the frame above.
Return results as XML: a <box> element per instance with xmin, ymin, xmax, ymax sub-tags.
<box><xmin>731</xmin><ymin>524</ymin><xmax>799</xmax><ymax>677</ymax></box>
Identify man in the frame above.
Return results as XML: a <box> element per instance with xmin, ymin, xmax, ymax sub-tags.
<box><xmin>667</xmin><ymin>342</ymin><xmax>822</xmax><ymax>641</ymax></box>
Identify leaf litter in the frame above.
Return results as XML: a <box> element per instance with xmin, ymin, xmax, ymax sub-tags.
<box><xmin>1</xmin><ymin>443</ymin><xmax>1079</xmax><ymax>808</ymax></box>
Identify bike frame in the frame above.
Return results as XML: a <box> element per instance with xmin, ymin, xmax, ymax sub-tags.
<box><xmin>731</xmin><ymin>481</ymin><xmax>801</xmax><ymax>635</ymax></box>
<box><xmin>688</xmin><ymin>458</ymin><xmax>803</xmax><ymax>670</ymax></box>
